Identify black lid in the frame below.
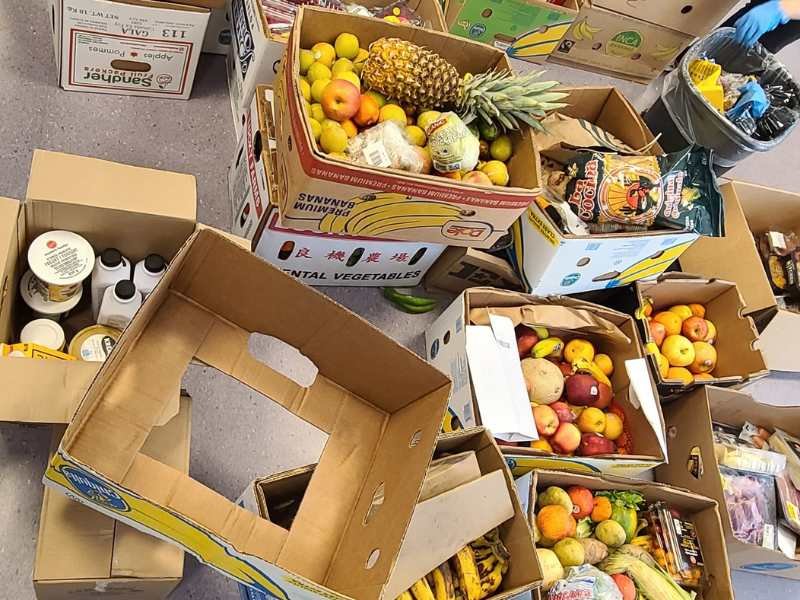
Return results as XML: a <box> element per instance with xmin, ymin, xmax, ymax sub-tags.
<box><xmin>144</xmin><ymin>254</ymin><xmax>166</xmax><ymax>274</ymax></box>
<box><xmin>100</xmin><ymin>248</ymin><xmax>123</xmax><ymax>268</ymax></box>
<box><xmin>114</xmin><ymin>280</ymin><xmax>136</xmax><ymax>300</ymax></box>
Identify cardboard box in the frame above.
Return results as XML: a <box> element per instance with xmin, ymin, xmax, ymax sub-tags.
<box><xmin>227</xmin><ymin>0</ymin><xmax>446</xmax><ymax>136</ymax></box>
<box><xmin>425</xmin><ymin>247</ymin><xmax>523</xmax><ymax>294</ymax></box>
<box><xmin>425</xmin><ymin>287</ymin><xmax>667</xmax><ymax>476</ymax></box>
<box><xmin>273</xmin><ymin>8</ymin><xmax>542</xmax><ymax>248</ymax></box>
<box><xmin>511</xmin><ymin>86</ymin><xmax>698</xmax><ymax>296</ymax></box>
<box><xmin>204</xmin><ymin>4</ymin><xmax>232</xmax><ymax>54</ymax></box>
<box><xmin>444</xmin><ymin>0</ymin><xmax>578</xmax><ymax>63</ymax></box>
<box><xmin>592</xmin><ymin>0</ymin><xmax>739</xmax><ymax>38</ymax></box>
<box><xmin>635</xmin><ymin>276</ymin><xmax>767</xmax><ymax>399</ymax></box>
<box><xmin>0</xmin><ymin>150</ymin><xmax>197</xmax><ymax>424</ymax></box>
<box><xmin>34</xmin><ymin>395</ymin><xmax>191</xmax><ymax>600</ymax></box>
<box><xmin>43</xmin><ymin>227</ymin><xmax>453</xmax><ymax>599</ymax></box>
<box><xmin>238</xmin><ymin>429</ymin><xmax>541</xmax><ymax>600</ymax></box>
<box><xmin>680</xmin><ymin>180</ymin><xmax>800</xmax><ymax>377</ymax></box>
<box><xmin>49</xmin><ymin>0</ymin><xmax>210</xmax><ymax>99</ymax></box>
<box><xmin>657</xmin><ymin>386</ymin><xmax>800</xmax><ymax>579</ymax></box>
<box><xmin>230</xmin><ymin>85</ymin><xmax>445</xmax><ymax>286</ymax></box>
<box><xmin>523</xmin><ymin>468</ymin><xmax>734</xmax><ymax>599</ymax></box>
<box><xmin>549</xmin><ymin>4</ymin><xmax>694</xmax><ymax>83</ymax></box>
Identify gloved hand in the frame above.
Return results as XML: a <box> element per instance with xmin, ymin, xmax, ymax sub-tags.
<box><xmin>735</xmin><ymin>0</ymin><xmax>790</xmax><ymax>47</ymax></box>
<box><xmin>727</xmin><ymin>81</ymin><xmax>770</xmax><ymax>119</ymax></box>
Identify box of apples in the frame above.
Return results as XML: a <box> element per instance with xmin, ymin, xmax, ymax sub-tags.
<box><xmin>636</xmin><ymin>276</ymin><xmax>768</xmax><ymax>399</ymax></box>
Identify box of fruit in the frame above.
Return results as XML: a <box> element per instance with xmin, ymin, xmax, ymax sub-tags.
<box><xmin>273</xmin><ymin>6</ymin><xmax>568</xmax><ymax>248</ymax></box>
<box><xmin>425</xmin><ymin>287</ymin><xmax>667</xmax><ymax>477</ymax></box>
<box><xmin>635</xmin><ymin>275</ymin><xmax>768</xmax><ymax>399</ymax></box>
<box><xmin>525</xmin><ymin>469</ymin><xmax>734</xmax><ymax>599</ymax></box>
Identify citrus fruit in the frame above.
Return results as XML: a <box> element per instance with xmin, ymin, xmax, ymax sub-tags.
<box><xmin>310</xmin><ymin>78</ymin><xmax>331</xmax><ymax>103</ymax></box>
<box><xmin>340</xmin><ymin>119</ymin><xmax>358</xmax><ymax>138</ymax></box>
<box><xmin>417</xmin><ymin>110</ymin><xmax>441</xmax><ymax>131</ymax></box>
<box><xmin>480</xmin><ymin>160</ymin><xmax>509</xmax><ymax>186</ymax></box>
<box><xmin>478</xmin><ymin>120</ymin><xmax>499</xmax><ymax>141</ymax></box>
<box><xmin>307</xmin><ymin>62</ymin><xmax>332</xmax><ymax>84</ymax></box>
<box><xmin>334</xmin><ymin>71</ymin><xmax>361</xmax><ymax>90</ymax></box>
<box><xmin>334</xmin><ymin>33</ymin><xmax>360</xmax><ymax>60</ymax></box>
<box><xmin>311</xmin><ymin>42</ymin><xmax>335</xmax><ymax>67</ymax></box>
<box><xmin>364</xmin><ymin>90</ymin><xmax>387</xmax><ymax>108</ymax></box>
<box><xmin>298</xmin><ymin>79</ymin><xmax>311</xmax><ymax>102</ymax></box>
<box><xmin>310</xmin><ymin>103</ymin><xmax>325</xmax><ymax>123</ymax></box>
<box><xmin>299</xmin><ymin>49</ymin><xmax>315</xmax><ymax>75</ymax></box>
<box><xmin>490</xmin><ymin>134</ymin><xmax>513</xmax><ymax>161</ymax></box>
<box><xmin>331</xmin><ymin>58</ymin><xmax>354</xmax><ymax>76</ymax></box>
<box><xmin>405</xmin><ymin>125</ymin><xmax>426</xmax><ymax>146</ymax></box>
<box><xmin>379</xmin><ymin>104</ymin><xmax>407</xmax><ymax>125</ymax></box>
<box><xmin>320</xmin><ymin>125</ymin><xmax>348</xmax><ymax>154</ymax></box>
<box><xmin>308</xmin><ymin>118</ymin><xmax>322</xmax><ymax>141</ymax></box>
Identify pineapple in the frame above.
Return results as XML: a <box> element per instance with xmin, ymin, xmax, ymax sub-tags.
<box><xmin>360</xmin><ymin>38</ymin><xmax>567</xmax><ymax>131</ymax></box>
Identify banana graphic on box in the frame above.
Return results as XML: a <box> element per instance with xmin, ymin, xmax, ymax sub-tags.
<box><xmin>572</xmin><ymin>18</ymin><xmax>602</xmax><ymax>42</ymax></box>
<box><xmin>503</xmin><ymin>20</ymin><xmax>573</xmax><ymax>59</ymax></box>
<box><xmin>651</xmin><ymin>43</ymin><xmax>681</xmax><ymax>60</ymax></box>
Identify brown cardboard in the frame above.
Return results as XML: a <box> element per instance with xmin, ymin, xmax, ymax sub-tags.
<box><xmin>657</xmin><ymin>386</ymin><xmax>800</xmax><ymax>579</ymax></box>
<box><xmin>34</xmin><ymin>394</ymin><xmax>191</xmax><ymax>600</ymax></box>
<box><xmin>273</xmin><ymin>7</ymin><xmax>542</xmax><ymax>248</ymax></box>
<box><xmin>680</xmin><ymin>180</ymin><xmax>800</xmax><ymax>374</ymax></box>
<box><xmin>0</xmin><ymin>150</ymin><xmax>198</xmax><ymax>424</ymax></box>
<box><xmin>529</xmin><ymin>469</ymin><xmax>734</xmax><ymax>600</ymax></box>
<box><xmin>419</xmin><ymin>450</ymin><xmax>481</xmax><ymax>502</ymax></box>
<box><xmin>635</xmin><ymin>276</ymin><xmax>768</xmax><ymax>398</ymax></box>
<box><xmin>593</xmin><ymin>0</ymin><xmax>738</xmax><ymax>37</ymax></box>
<box><xmin>549</xmin><ymin>4</ymin><xmax>694</xmax><ymax>83</ymax></box>
<box><xmin>426</xmin><ymin>287</ymin><xmax>667</xmax><ymax>476</ymax></box>
<box><xmin>44</xmin><ymin>227</ymin><xmax>453</xmax><ymax>599</ymax></box>
<box><xmin>424</xmin><ymin>247</ymin><xmax>523</xmax><ymax>294</ymax></box>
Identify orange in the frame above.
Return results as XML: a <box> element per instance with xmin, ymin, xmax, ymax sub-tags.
<box><xmin>689</xmin><ymin>303</ymin><xmax>706</xmax><ymax>318</ymax></box>
<box><xmin>594</xmin><ymin>353</ymin><xmax>614</xmax><ymax>376</ymax></box>
<box><xmin>531</xmin><ymin>439</ymin><xmax>553</xmax><ymax>453</ymax></box>
<box><xmin>537</xmin><ymin>505</ymin><xmax>575</xmax><ymax>543</ymax></box>
<box><xmin>591</xmin><ymin>496</ymin><xmax>612</xmax><ymax>522</ymax></box>
<box><xmin>564</xmin><ymin>338</ymin><xmax>595</xmax><ymax>364</ymax></box>
<box><xmin>340</xmin><ymin>119</ymin><xmax>358</xmax><ymax>138</ymax></box>
<box><xmin>653</xmin><ymin>311</ymin><xmax>682</xmax><ymax>336</ymax></box>
<box><xmin>669</xmin><ymin>305</ymin><xmax>693</xmax><ymax>321</ymax></box>
<box><xmin>353</xmin><ymin>94</ymin><xmax>379</xmax><ymax>128</ymax></box>
<box><xmin>667</xmin><ymin>367</ymin><xmax>694</xmax><ymax>385</ymax></box>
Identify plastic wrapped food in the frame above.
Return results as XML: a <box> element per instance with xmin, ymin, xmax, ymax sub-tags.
<box><xmin>562</xmin><ymin>147</ymin><xmax>724</xmax><ymax>236</ymax></box>
<box><xmin>547</xmin><ymin>565</ymin><xmax>622</xmax><ymax>600</ymax></box>
<box><xmin>719</xmin><ymin>466</ymin><xmax>777</xmax><ymax>549</ymax></box>
<box><xmin>368</xmin><ymin>0</ymin><xmax>427</xmax><ymax>27</ymax></box>
<box><xmin>768</xmin><ymin>429</ymin><xmax>800</xmax><ymax>490</ymax></box>
<box><xmin>644</xmin><ymin>501</ymin><xmax>704</xmax><ymax>588</ymax></box>
<box><xmin>426</xmin><ymin>112</ymin><xmax>480</xmax><ymax>173</ymax></box>
<box><xmin>347</xmin><ymin>121</ymin><xmax>424</xmax><ymax>173</ymax></box>
<box><xmin>720</xmin><ymin>72</ymin><xmax>756</xmax><ymax>111</ymax></box>
<box><xmin>775</xmin><ymin>471</ymin><xmax>800</xmax><ymax>535</ymax></box>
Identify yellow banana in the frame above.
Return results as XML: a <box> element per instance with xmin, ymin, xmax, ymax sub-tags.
<box><xmin>572</xmin><ymin>357</ymin><xmax>612</xmax><ymax>387</ymax></box>
<box><xmin>411</xmin><ymin>577</ymin><xmax>436</xmax><ymax>600</ymax></box>
<box><xmin>532</xmin><ymin>337</ymin><xmax>564</xmax><ymax>359</ymax></box>
<box><xmin>398</xmin><ymin>592</ymin><xmax>414</xmax><ymax>600</ymax></box>
<box><xmin>479</xmin><ymin>563</ymin><xmax>504</xmax><ymax>599</ymax></box>
<box><xmin>451</xmin><ymin>546</ymin><xmax>482</xmax><ymax>600</ymax></box>
<box><xmin>631</xmin><ymin>534</ymin><xmax>653</xmax><ymax>550</ymax></box>
<box><xmin>533</xmin><ymin>326</ymin><xmax>549</xmax><ymax>340</ymax></box>
<box><xmin>475</xmin><ymin>554</ymin><xmax>498</xmax><ymax>579</ymax></box>
<box><xmin>430</xmin><ymin>563</ymin><xmax>456</xmax><ymax>600</ymax></box>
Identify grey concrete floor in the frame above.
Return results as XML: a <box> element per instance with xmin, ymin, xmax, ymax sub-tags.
<box><xmin>2</xmin><ymin>1</ymin><xmax>800</xmax><ymax>598</ymax></box>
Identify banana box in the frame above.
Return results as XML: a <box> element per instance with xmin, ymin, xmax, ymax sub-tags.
<box><xmin>238</xmin><ymin>429</ymin><xmax>542</xmax><ymax>600</ymax></box>
<box><xmin>43</xmin><ymin>228</ymin><xmax>453</xmax><ymax>600</ymax></box>
<box><xmin>230</xmin><ymin>85</ymin><xmax>445</xmax><ymax>287</ymax></box>
<box><xmin>512</xmin><ymin>86</ymin><xmax>699</xmax><ymax>296</ymax></box>
<box><xmin>426</xmin><ymin>288</ymin><xmax>668</xmax><ymax>477</ymax></box>
<box><xmin>444</xmin><ymin>0</ymin><xmax>578</xmax><ymax>63</ymax></box>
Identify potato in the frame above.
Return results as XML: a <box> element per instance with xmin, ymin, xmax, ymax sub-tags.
<box><xmin>578</xmin><ymin>538</ymin><xmax>608</xmax><ymax>565</ymax></box>
<box><xmin>521</xmin><ymin>358</ymin><xmax>564</xmax><ymax>405</ymax></box>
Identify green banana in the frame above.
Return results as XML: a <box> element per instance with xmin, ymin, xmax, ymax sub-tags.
<box><xmin>383</xmin><ymin>287</ymin><xmax>439</xmax><ymax>314</ymax></box>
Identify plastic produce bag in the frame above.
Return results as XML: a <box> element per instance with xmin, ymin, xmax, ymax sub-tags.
<box><xmin>347</xmin><ymin>121</ymin><xmax>424</xmax><ymax>173</ymax></box>
<box><xmin>547</xmin><ymin>565</ymin><xmax>622</xmax><ymax>600</ymax></box>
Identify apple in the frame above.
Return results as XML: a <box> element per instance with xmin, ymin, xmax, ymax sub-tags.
<box><xmin>591</xmin><ymin>382</ymin><xmax>614</xmax><ymax>409</ymax></box>
<box><xmin>557</xmin><ymin>362</ymin><xmax>574</xmax><ymax>377</ymax></box>
<box><xmin>648</xmin><ymin>320</ymin><xmax>667</xmax><ymax>346</ymax></box>
<box><xmin>462</xmin><ymin>171</ymin><xmax>492</xmax><ymax>186</ymax></box>
<box><xmin>551</xmin><ymin>422</ymin><xmax>581</xmax><ymax>454</ymax></box>
<box><xmin>565</xmin><ymin>374</ymin><xmax>600</xmax><ymax>406</ymax></box>
<box><xmin>533</xmin><ymin>404</ymin><xmax>559</xmax><ymax>436</ymax></box>
<box><xmin>321</xmin><ymin>79</ymin><xmax>361</xmax><ymax>122</ymax></box>
<box><xmin>681</xmin><ymin>316</ymin><xmax>709</xmax><ymax>342</ymax></box>
<box><xmin>550</xmin><ymin>401</ymin><xmax>575</xmax><ymax>423</ymax></box>
<box><xmin>577</xmin><ymin>433</ymin><xmax>617</xmax><ymax>456</ymax></box>
<box><xmin>516</xmin><ymin>326</ymin><xmax>539</xmax><ymax>358</ymax></box>
<box><xmin>661</xmin><ymin>335</ymin><xmax>695</xmax><ymax>367</ymax></box>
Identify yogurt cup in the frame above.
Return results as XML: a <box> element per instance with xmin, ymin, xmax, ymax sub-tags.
<box><xmin>20</xmin><ymin>270</ymin><xmax>83</xmax><ymax>320</ymax></box>
<box><xmin>68</xmin><ymin>325</ymin><xmax>121</xmax><ymax>362</ymax></box>
<box><xmin>20</xmin><ymin>319</ymin><xmax>66</xmax><ymax>351</ymax></box>
<box><xmin>27</xmin><ymin>230</ymin><xmax>94</xmax><ymax>302</ymax></box>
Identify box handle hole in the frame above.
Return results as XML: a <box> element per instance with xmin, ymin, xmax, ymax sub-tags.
<box><xmin>363</xmin><ymin>482</ymin><xmax>385</xmax><ymax>525</ymax></box>
<box><xmin>365</xmin><ymin>548</ymin><xmax>380</xmax><ymax>569</ymax></box>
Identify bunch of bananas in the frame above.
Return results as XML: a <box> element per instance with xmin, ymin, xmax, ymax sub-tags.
<box><xmin>383</xmin><ymin>288</ymin><xmax>439</xmax><ymax>314</ymax></box>
<box><xmin>399</xmin><ymin>529</ymin><xmax>510</xmax><ymax>600</ymax></box>
<box><xmin>572</xmin><ymin>18</ymin><xmax>602</xmax><ymax>42</ymax></box>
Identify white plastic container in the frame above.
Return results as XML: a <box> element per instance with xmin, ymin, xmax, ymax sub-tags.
<box><xmin>133</xmin><ymin>254</ymin><xmax>167</xmax><ymax>298</ymax></box>
<box><xmin>91</xmin><ymin>248</ymin><xmax>131</xmax><ymax>319</ymax></box>
<box><xmin>68</xmin><ymin>325</ymin><xmax>122</xmax><ymax>362</ymax></box>
<box><xmin>20</xmin><ymin>319</ymin><xmax>66</xmax><ymax>351</ymax></box>
<box><xmin>27</xmin><ymin>230</ymin><xmax>94</xmax><ymax>301</ymax></box>
<box><xmin>19</xmin><ymin>270</ymin><xmax>83</xmax><ymax>321</ymax></box>
<box><xmin>97</xmin><ymin>280</ymin><xmax>141</xmax><ymax>330</ymax></box>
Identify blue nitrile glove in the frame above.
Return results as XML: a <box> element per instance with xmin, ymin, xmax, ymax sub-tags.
<box><xmin>727</xmin><ymin>81</ymin><xmax>770</xmax><ymax>119</ymax></box>
<box><xmin>735</xmin><ymin>0</ymin><xmax>790</xmax><ymax>47</ymax></box>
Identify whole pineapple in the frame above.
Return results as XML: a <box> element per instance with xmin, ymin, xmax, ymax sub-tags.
<box><xmin>361</xmin><ymin>38</ymin><xmax>567</xmax><ymax>131</ymax></box>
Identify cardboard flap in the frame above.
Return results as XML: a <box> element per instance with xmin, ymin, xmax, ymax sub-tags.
<box><xmin>0</xmin><ymin>196</ymin><xmax>22</xmax><ymax>344</ymax></box>
<box><xmin>756</xmin><ymin>309</ymin><xmax>800</xmax><ymax>373</ymax></box>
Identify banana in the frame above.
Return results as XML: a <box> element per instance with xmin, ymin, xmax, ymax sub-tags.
<box><xmin>631</xmin><ymin>534</ymin><xmax>653</xmax><ymax>550</ymax></box>
<box><xmin>411</xmin><ymin>577</ymin><xmax>436</xmax><ymax>600</ymax></box>
<box><xmin>572</xmin><ymin>357</ymin><xmax>612</xmax><ymax>387</ymax></box>
<box><xmin>383</xmin><ymin>288</ymin><xmax>438</xmax><ymax>314</ymax></box>
<box><xmin>479</xmin><ymin>563</ymin><xmax>504</xmax><ymax>599</ymax></box>
<box><xmin>451</xmin><ymin>546</ymin><xmax>482</xmax><ymax>600</ymax></box>
<box><xmin>398</xmin><ymin>592</ymin><xmax>414</xmax><ymax>600</ymax></box>
<box><xmin>475</xmin><ymin>554</ymin><xmax>498</xmax><ymax>579</ymax></box>
<box><xmin>531</xmin><ymin>337</ymin><xmax>564</xmax><ymax>359</ymax></box>
<box><xmin>532</xmin><ymin>326</ymin><xmax>549</xmax><ymax>340</ymax></box>
<box><xmin>429</xmin><ymin>563</ymin><xmax>456</xmax><ymax>600</ymax></box>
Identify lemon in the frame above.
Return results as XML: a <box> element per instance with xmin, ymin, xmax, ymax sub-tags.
<box><xmin>405</xmin><ymin>125</ymin><xmax>426</xmax><ymax>146</ymax></box>
<box><xmin>417</xmin><ymin>110</ymin><xmax>442</xmax><ymax>132</ymax></box>
<box><xmin>299</xmin><ymin>49</ymin><xmax>315</xmax><ymax>75</ymax></box>
<box><xmin>310</xmin><ymin>78</ymin><xmax>331</xmax><ymax>103</ymax></box>
<box><xmin>490</xmin><ymin>134</ymin><xmax>513</xmax><ymax>162</ymax></box>
<box><xmin>310</xmin><ymin>103</ymin><xmax>325</xmax><ymax>123</ymax></box>
<box><xmin>306</xmin><ymin>62</ymin><xmax>332</xmax><ymax>84</ymax></box>
<box><xmin>480</xmin><ymin>160</ymin><xmax>510</xmax><ymax>186</ymax></box>
<box><xmin>299</xmin><ymin>79</ymin><xmax>311</xmax><ymax>102</ymax></box>
<box><xmin>334</xmin><ymin>71</ymin><xmax>360</xmax><ymax>90</ymax></box>
<box><xmin>379</xmin><ymin>104</ymin><xmax>407</xmax><ymax>125</ymax></box>
<box><xmin>353</xmin><ymin>48</ymin><xmax>369</xmax><ymax>73</ymax></box>
<box><xmin>311</xmin><ymin>42</ymin><xmax>336</xmax><ymax>67</ymax></box>
<box><xmin>331</xmin><ymin>58</ymin><xmax>354</xmax><ymax>76</ymax></box>
<box><xmin>478</xmin><ymin>120</ymin><xmax>499</xmax><ymax>141</ymax></box>
<box><xmin>334</xmin><ymin>33</ymin><xmax>360</xmax><ymax>60</ymax></box>
<box><xmin>321</xmin><ymin>118</ymin><xmax>341</xmax><ymax>130</ymax></box>
<box><xmin>320</xmin><ymin>125</ymin><xmax>349</xmax><ymax>154</ymax></box>
<box><xmin>309</xmin><ymin>118</ymin><xmax>322</xmax><ymax>141</ymax></box>
<box><xmin>341</xmin><ymin>119</ymin><xmax>358</xmax><ymax>138</ymax></box>
<box><xmin>328</xmin><ymin>151</ymin><xmax>349</xmax><ymax>160</ymax></box>
<box><xmin>302</xmin><ymin>99</ymin><xmax>311</xmax><ymax>116</ymax></box>
<box><xmin>363</xmin><ymin>90</ymin><xmax>386</xmax><ymax>108</ymax></box>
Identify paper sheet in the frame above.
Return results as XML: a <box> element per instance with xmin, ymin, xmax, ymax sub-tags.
<box><xmin>625</xmin><ymin>358</ymin><xmax>668</xmax><ymax>460</ymax></box>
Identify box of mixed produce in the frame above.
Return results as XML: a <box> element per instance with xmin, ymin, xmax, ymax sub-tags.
<box><xmin>658</xmin><ymin>386</ymin><xmax>800</xmax><ymax>579</ymax></box>
<box><xmin>425</xmin><ymin>287</ymin><xmax>667</xmax><ymax>476</ymax></box>
<box><xmin>523</xmin><ymin>469</ymin><xmax>734</xmax><ymax>599</ymax></box>
<box><xmin>238</xmin><ymin>428</ymin><xmax>542</xmax><ymax>600</ymax></box>
<box><xmin>511</xmin><ymin>87</ymin><xmax>723</xmax><ymax>296</ymax></box>
<box><xmin>273</xmin><ymin>7</ymin><xmax>569</xmax><ymax>247</ymax></box>
<box><xmin>635</xmin><ymin>275</ymin><xmax>767</xmax><ymax>399</ymax></box>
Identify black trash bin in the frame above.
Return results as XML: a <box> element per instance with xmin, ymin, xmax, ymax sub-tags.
<box><xmin>642</xmin><ymin>27</ymin><xmax>800</xmax><ymax>173</ymax></box>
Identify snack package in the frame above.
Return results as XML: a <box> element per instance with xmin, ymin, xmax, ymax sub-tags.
<box><xmin>347</xmin><ymin>120</ymin><xmax>424</xmax><ymax>173</ymax></box>
<box><xmin>719</xmin><ymin>466</ymin><xmax>778</xmax><ymax>549</ymax></box>
<box><xmin>739</xmin><ymin>421</ymin><xmax>774</xmax><ymax>450</ymax></box>
<box><xmin>769</xmin><ymin>429</ymin><xmax>800</xmax><ymax>490</ymax></box>
<box><xmin>562</xmin><ymin>147</ymin><xmax>724</xmax><ymax>236</ymax></box>
<box><xmin>547</xmin><ymin>565</ymin><xmax>622</xmax><ymax>600</ymax></box>
<box><xmin>0</xmin><ymin>342</ymin><xmax>76</xmax><ymax>360</ymax></box>
<box><xmin>645</xmin><ymin>501</ymin><xmax>704</xmax><ymax>588</ymax></box>
<box><xmin>775</xmin><ymin>471</ymin><xmax>800</xmax><ymax>535</ymax></box>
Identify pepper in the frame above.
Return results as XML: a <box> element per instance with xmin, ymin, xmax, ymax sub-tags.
<box><xmin>382</xmin><ymin>287</ymin><xmax>439</xmax><ymax>314</ymax></box>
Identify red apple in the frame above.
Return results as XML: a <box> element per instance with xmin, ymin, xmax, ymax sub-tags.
<box><xmin>648</xmin><ymin>320</ymin><xmax>667</xmax><ymax>346</ymax></box>
<box><xmin>533</xmin><ymin>404</ymin><xmax>559</xmax><ymax>436</ymax></box>
<box><xmin>682</xmin><ymin>316</ymin><xmax>709</xmax><ymax>342</ymax></box>
<box><xmin>591</xmin><ymin>382</ymin><xmax>614</xmax><ymax>409</ymax></box>
<box><xmin>557</xmin><ymin>362</ymin><xmax>574</xmax><ymax>377</ymax></box>
<box><xmin>321</xmin><ymin>80</ymin><xmax>361</xmax><ymax>122</ymax></box>
<box><xmin>550</xmin><ymin>401</ymin><xmax>575</xmax><ymax>423</ymax></box>
<box><xmin>565</xmin><ymin>374</ymin><xmax>600</xmax><ymax>406</ymax></box>
<box><xmin>516</xmin><ymin>326</ymin><xmax>539</xmax><ymax>358</ymax></box>
<box><xmin>577</xmin><ymin>433</ymin><xmax>617</xmax><ymax>456</ymax></box>
<box><xmin>551</xmin><ymin>422</ymin><xmax>581</xmax><ymax>454</ymax></box>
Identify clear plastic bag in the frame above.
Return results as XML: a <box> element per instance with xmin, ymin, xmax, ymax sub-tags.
<box><xmin>547</xmin><ymin>565</ymin><xmax>622</xmax><ymax>600</ymax></box>
<box><xmin>347</xmin><ymin>121</ymin><xmax>424</xmax><ymax>173</ymax></box>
